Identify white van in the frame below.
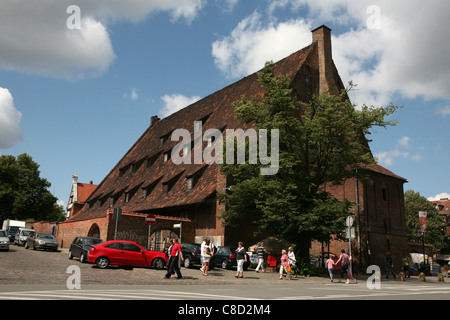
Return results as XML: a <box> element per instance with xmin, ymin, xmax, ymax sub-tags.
<box><xmin>15</xmin><ymin>228</ymin><xmax>35</xmax><ymax>246</ymax></box>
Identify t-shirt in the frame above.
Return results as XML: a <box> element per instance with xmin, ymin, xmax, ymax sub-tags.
<box><xmin>200</xmin><ymin>241</ymin><xmax>206</xmax><ymax>257</ymax></box>
<box><xmin>341</xmin><ymin>253</ymin><xmax>349</xmax><ymax>265</ymax></box>
<box><xmin>280</xmin><ymin>254</ymin><xmax>288</xmax><ymax>266</ymax></box>
<box><xmin>171</xmin><ymin>243</ymin><xmax>181</xmax><ymax>257</ymax></box>
<box><xmin>235</xmin><ymin>247</ymin><xmax>246</xmax><ymax>260</ymax></box>
<box><xmin>257</xmin><ymin>246</ymin><xmax>266</xmax><ymax>258</ymax></box>
<box><xmin>326</xmin><ymin>258</ymin><xmax>334</xmax><ymax>269</ymax></box>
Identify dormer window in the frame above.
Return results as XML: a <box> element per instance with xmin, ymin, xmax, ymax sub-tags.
<box><xmin>142</xmin><ymin>188</ymin><xmax>147</xmax><ymax>199</ymax></box>
<box><xmin>163</xmin><ymin>151</ymin><xmax>170</xmax><ymax>162</ymax></box>
<box><xmin>186</xmin><ymin>177</ymin><xmax>194</xmax><ymax>191</ymax></box>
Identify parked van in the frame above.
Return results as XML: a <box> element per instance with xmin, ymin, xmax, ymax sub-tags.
<box><xmin>14</xmin><ymin>228</ymin><xmax>35</xmax><ymax>246</ymax></box>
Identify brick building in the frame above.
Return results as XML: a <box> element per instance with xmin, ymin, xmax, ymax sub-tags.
<box><xmin>56</xmin><ymin>25</ymin><xmax>408</xmax><ymax>271</ymax></box>
<box><xmin>66</xmin><ymin>174</ymin><xmax>98</xmax><ymax>219</ymax></box>
<box><xmin>432</xmin><ymin>198</ymin><xmax>450</xmax><ymax>235</ymax></box>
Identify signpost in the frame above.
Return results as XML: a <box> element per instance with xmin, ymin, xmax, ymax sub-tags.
<box><xmin>145</xmin><ymin>214</ymin><xmax>156</xmax><ymax>250</ymax></box>
<box><xmin>345</xmin><ymin>216</ymin><xmax>353</xmax><ymax>277</ymax></box>
<box><xmin>112</xmin><ymin>208</ymin><xmax>122</xmax><ymax>240</ymax></box>
<box><xmin>418</xmin><ymin>211</ymin><xmax>428</xmax><ymax>270</ymax></box>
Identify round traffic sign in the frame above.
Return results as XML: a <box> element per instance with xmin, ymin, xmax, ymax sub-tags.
<box><xmin>345</xmin><ymin>216</ymin><xmax>353</xmax><ymax>227</ymax></box>
<box><xmin>145</xmin><ymin>214</ymin><xmax>156</xmax><ymax>225</ymax></box>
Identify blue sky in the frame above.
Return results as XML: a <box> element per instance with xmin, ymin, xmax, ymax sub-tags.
<box><xmin>1</xmin><ymin>0</ymin><xmax>449</xmax><ymax>212</ymax></box>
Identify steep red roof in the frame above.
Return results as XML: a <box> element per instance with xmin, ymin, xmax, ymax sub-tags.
<box><xmin>432</xmin><ymin>198</ymin><xmax>450</xmax><ymax>216</ymax></box>
<box><xmin>76</xmin><ymin>182</ymin><xmax>98</xmax><ymax>203</ymax></box>
<box><xmin>67</xmin><ymin>42</ymin><xmax>316</xmax><ymax>222</ymax></box>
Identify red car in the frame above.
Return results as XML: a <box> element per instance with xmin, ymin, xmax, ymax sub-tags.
<box><xmin>87</xmin><ymin>240</ymin><xmax>167</xmax><ymax>270</ymax></box>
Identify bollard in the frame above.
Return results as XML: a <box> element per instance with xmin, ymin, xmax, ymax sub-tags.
<box><xmin>419</xmin><ymin>272</ymin><xmax>426</xmax><ymax>282</ymax></box>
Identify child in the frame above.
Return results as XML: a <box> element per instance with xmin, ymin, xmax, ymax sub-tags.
<box><xmin>326</xmin><ymin>256</ymin><xmax>335</xmax><ymax>282</ymax></box>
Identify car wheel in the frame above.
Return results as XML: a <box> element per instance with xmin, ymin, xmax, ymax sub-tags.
<box><xmin>183</xmin><ymin>255</ymin><xmax>192</xmax><ymax>268</ymax></box>
<box><xmin>152</xmin><ymin>258</ymin><xmax>165</xmax><ymax>270</ymax></box>
<box><xmin>221</xmin><ymin>260</ymin><xmax>229</xmax><ymax>269</ymax></box>
<box><xmin>96</xmin><ymin>257</ymin><xmax>110</xmax><ymax>269</ymax></box>
<box><xmin>80</xmin><ymin>253</ymin><xmax>87</xmax><ymax>263</ymax></box>
<box><xmin>68</xmin><ymin>250</ymin><xmax>73</xmax><ymax>259</ymax></box>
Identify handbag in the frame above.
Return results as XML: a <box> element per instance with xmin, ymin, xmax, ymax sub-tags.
<box><xmin>286</xmin><ymin>265</ymin><xmax>292</xmax><ymax>272</ymax></box>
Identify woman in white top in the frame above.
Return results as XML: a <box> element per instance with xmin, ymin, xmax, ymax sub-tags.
<box><xmin>287</xmin><ymin>247</ymin><xmax>296</xmax><ymax>279</ymax></box>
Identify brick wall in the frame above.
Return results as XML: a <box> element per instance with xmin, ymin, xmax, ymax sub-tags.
<box><xmin>56</xmin><ymin>210</ymin><xmax>194</xmax><ymax>250</ymax></box>
<box><xmin>312</xmin><ymin>173</ymin><xmax>408</xmax><ymax>273</ymax></box>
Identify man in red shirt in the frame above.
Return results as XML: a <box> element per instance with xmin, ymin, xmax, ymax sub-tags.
<box><xmin>164</xmin><ymin>237</ymin><xmax>183</xmax><ymax>279</ymax></box>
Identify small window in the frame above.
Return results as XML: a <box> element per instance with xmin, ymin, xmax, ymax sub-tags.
<box><xmin>162</xmin><ymin>183</ymin><xmax>169</xmax><ymax>195</ymax></box>
<box><xmin>163</xmin><ymin>152</ymin><xmax>170</xmax><ymax>162</ymax></box>
<box><xmin>186</xmin><ymin>178</ymin><xmax>194</xmax><ymax>191</ymax></box>
<box><xmin>382</xmin><ymin>188</ymin><xmax>387</xmax><ymax>201</ymax></box>
<box><xmin>125</xmin><ymin>193</ymin><xmax>130</xmax><ymax>203</ymax></box>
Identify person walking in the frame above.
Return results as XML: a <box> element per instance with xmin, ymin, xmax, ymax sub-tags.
<box><xmin>235</xmin><ymin>242</ymin><xmax>247</xmax><ymax>278</ymax></box>
<box><xmin>326</xmin><ymin>255</ymin><xmax>335</xmax><ymax>282</ymax></box>
<box><xmin>385</xmin><ymin>252</ymin><xmax>396</xmax><ymax>279</ymax></box>
<box><xmin>202</xmin><ymin>239</ymin><xmax>212</xmax><ymax>276</ymax></box>
<box><xmin>255</xmin><ymin>242</ymin><xmax>268</xmax><ymax>273</ymax></box>
<box><xmin>200</xmin><ymin>238</ymin><xmax>206</xmax><ymax>273</ymax></box>
<box><xmin>335</xmin><ymin>249</ymin><xmax>350</xmax><ymax>284</ymax></box>
<box><xmin>402</xmin><ymin>255</ymin><xmax>411</xmax><ymax>278</ymax></box>
<box><xmin>279</xmin><ymin>249</ymin><xmax>289</xmax><ymax>280</ymax></box>
<box><xmin>287</xmin><ymin>247</ymin><xmax>296</xmax><ymax>279</ymax></box>
<box><xmin>165</xmin><ymin>238</ymin><xmax>174</xmax><ymax>275</ymax></box>
<box><xmin>164</xmin><ymin>237</ymin><xmax>183</xmax><ymax>279</ymax></box>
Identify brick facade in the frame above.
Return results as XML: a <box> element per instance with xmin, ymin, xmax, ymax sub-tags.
<box><xmin>57</xmin><ymin>26</ymin><xmax>408</xmax><ymax>271</ymax></box>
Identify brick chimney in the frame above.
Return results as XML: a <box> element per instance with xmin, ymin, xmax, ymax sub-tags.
<box><xmin>311</xmin><ymin>25</ymin><xmax>335</xmax><ymax>95</ymax></box>
<box><xmin>150</xmin><ymin>115</ymin><xmax>160</xmax><ymax>127</ymax></box>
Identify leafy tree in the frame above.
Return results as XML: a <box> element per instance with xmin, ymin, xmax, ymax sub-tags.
<box><xmin>219</xmin><ymin>62</ymin><xmax>399</xmax><ymax>263</ymax></box>
<box><xmin>404</xmin><ymin>189</ymin><xmax>446</xmax><ymax>252</ymax></box>
<box><xmin>0</xmin><ymin>153</ymin><xmax>66</xmax><ymax>223</ymax></box>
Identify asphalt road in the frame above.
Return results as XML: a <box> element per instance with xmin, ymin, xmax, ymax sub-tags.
<box><xmin>1</xmin><ymin>245</ymin><xmax>450</xmax><ymax>302</ymax></box>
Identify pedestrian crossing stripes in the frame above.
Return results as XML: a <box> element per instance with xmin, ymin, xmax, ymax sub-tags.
<box><xmin>0</xmin><ymin>288</ymin><xmax>256</xmax><ymax>300</ymax></box>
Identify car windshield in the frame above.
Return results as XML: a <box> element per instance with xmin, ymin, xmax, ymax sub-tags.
<box><xmin>83</xmin><ymin>238</ymin><xmax>102</xmax><ymax>245</ymax></box>
<box><xmin>0</xmin><ymin>231</ymin><xmax>7</xmax><ymax>237</ymax></box>
<box><xmin>22</xmin><ymin>230</ymin><xmax>34</xmax><ymax>236</ymax></box>
<box><xmin>37</xmin><ymin>233</ymin><xmax>54</xmax><ymax>239</ymax></box>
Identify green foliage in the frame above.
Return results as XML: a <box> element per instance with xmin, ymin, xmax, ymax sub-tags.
<box><xmin>404</xmin><ymin>189</ymin><xmax>446</xmax><ymax>252</ymax></box>
<box><xmin>0</xmin><ymin>153</ymin><xmax>66</xmax><ymax>223</ymax></box>
<box><xmin>219</xmin><ymin>62</ymin><xmax>399</xmax><ymax>262</ymax></box>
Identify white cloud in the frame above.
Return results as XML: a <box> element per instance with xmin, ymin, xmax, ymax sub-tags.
<box><xmin>397</xmin><ymin>136</ymin><xmax>411</xmax><ymax>149</ymax></box>
<box><xmin>124</xmin><ymin>88</ymin><xmax>139</xmax><ymax>101</ymax></box>
<box><xmin>212</xmin><ymin>12</ymin><xmax>313</xmax><ymax>78</ymax></box>
<box><xmin>374</xmin><ymin>136</ymin><xmax>423</xmax><ymax>167</ymax></box>
<box><xmin>0</xmin><ymin>0</ymin><xmax>205</xmax><ymax>79</ymax></box>
<box><xmin>436</xmin><ymin>105</ymin><xmax>450</xmax><ymax>117</ymax></box>
<box><xmin>427</xmin><ymin>193</ymin><xmax>450</xmax><ymax>201</ymax></box>
<box><xmin>0</xmin><ymin>87</ymin><xmax>23</xmax><ymax>149</ymax></box>
<box><xmin>212</xmin><ymin>0</ymin><xmax>450</xmax><ymax>107</ymax></box>
<box><xmin>159</xmin><ymin>94</ymin><xmax>201</xmax><ymax>118</ymax></box>
<box><xmin>374</xmin><ymin>149</ymin><xmax>409</xmax><ymax>167</ymax></box>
